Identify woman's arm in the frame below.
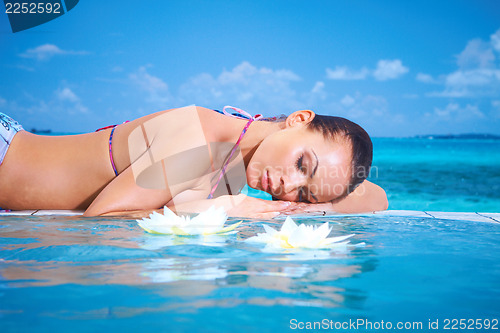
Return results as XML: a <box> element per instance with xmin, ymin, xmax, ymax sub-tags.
<box><xmin>83</xmin><ymin>165</ymin><xmax>172</xmax><ymax>217</ymax></box>
<box><xmin>330</xmin><ymin>180</ymin><xmax>388</xmax><ymax>213</ymax></box>
<box><xmin>167</xmin><ymin>193</ymin><xmax>293</xmax><ymax>219</ymax></box>
<box><xmin>281</xmin><ymin>180</ymin><xmax>388</xmax><ymax>215</ymax></box>
<box><xmin>87</xmin><ymin>187</ymin><xmax>292</xmax><ymax>219</ymax></box>
<box><xmin>85</xmin><ymin>106</ymin><xmax>207</xmax><ymax>217</ymax></box>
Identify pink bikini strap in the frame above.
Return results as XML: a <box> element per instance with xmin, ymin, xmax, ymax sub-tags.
<box><xmin>96</xmin><ymin>120</ymin><xmax>130</xmax><ymax>176</ymax></box>
<box><xmin>207</xmin><ymin>106</ymin><xmax>262</xmax><ymax>199</ymax></box>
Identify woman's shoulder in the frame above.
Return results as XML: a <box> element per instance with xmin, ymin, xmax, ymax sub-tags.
<box><xmin>144</xmin><ymin>105</ymin><xmax>224</xmax><ymax>126</ymax></box>
<box><xmin>118</xmin><ymin>105</ymin><xmax>240</xmax><ymax>147</ymax></box>
<box><xmin>193</xmin><ymin>106</ymin><xmax>244</xmax><ymax>143</ymax></box>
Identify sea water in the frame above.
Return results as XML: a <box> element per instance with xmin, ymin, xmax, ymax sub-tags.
<box><xmin>0</xmin><ymin>215</ymin><xmax>499</xmax><ymax>332</ymax></box>
<box><xmin>370</xmin><ymin>138</ymin><xmax>500</xmax><ymax>212</ymax></box>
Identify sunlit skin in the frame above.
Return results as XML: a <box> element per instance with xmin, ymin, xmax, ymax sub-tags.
<box><xmin>0</xmin><ymin>106</ymin><xmax>387</xmax><ymax>218</ymax></box>
<box><xmin>245</xmin><ymin>113</ymin><xmax>352</xmax><ymax>203</ymax></box>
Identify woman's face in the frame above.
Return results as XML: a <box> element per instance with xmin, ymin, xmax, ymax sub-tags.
<box><xmin>246</xmin><ymin>112</ymin><xmax>352</xmax><ymax>203</ymax></box>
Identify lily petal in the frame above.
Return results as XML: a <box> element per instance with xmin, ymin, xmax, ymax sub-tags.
<box><xmin>247</xmin><ymin>217</ymin><xmax>360</xmax><ymax>250</ymax></box>
<box><xmin>214</xmin><ymin>221</ymin><xmax>242</xmax><ymax>235</ymax></box>
<box><xmin>137</xmin><ymin>205</ymin><xmax>237</xmax><ymax>236</ymax></box>
<box><xmin>280</xmin><ymin>216</ymin><xmax>298</xmax><ymax>236</ymax></box>
<box><xmin>321</xmin><ymin>234</ymin><xmax>355</xmax><ymax>246</ymax></box>
<box><xmin>263</xmin><ymin>224</ymin><xmax>278</xmax><ymax>235</ymax></box>
<box><xmin>309</xmin><ymin>222</ymin><xmax>332</xmax><ymax>245</ymax></box>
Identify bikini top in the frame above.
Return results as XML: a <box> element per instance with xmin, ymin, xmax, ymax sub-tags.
<box><xmin>207</xmin><ymin>106</ymin><xmax>262</xmax><ymax>199</ymax></box>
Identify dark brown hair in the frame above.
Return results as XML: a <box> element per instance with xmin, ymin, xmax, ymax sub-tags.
<box><xmin>306</xmin><ymin>115</ymin><xmax>373</xmax><ymax>200</ymax></box>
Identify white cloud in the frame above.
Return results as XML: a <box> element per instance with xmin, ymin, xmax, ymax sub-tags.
<box><xmin>433</xmin><ymin>102</ymin><xmax>484</xmax><ymax>120</ymax></box>
<box><xmin>430</xmin><ymin>28</ymin><xmax>500</xmax><ymax>98</ymax></box>
<box><xmin>3</xmin><ymin>85</ymin><xmax>89</xmax><ymax>130</ymax></box>
<box><xmin>357</xmin><ymin>95</ymin><xmax>388</xmax><ymax>117</ymax></box>
<box><xmin>19</xmin><ymin>44</ymin><xmax>88</xmax><ymax>61</ymax></box>
<box><xmin>491</xmin><ymin>29</ymin><xmax>500</xmax><ymax>52</ymax></box>
<box><xmin>447</xmin><ymin>69</ymin><xmax>499</xmax><ymax>87</ymax></box>
<box><xmin>54</xmin><ymin>87</ymin><xmax>88</xmax><ymax>114</ymax></box>
<box><xmin>373</xmin><ymin>59</ymin><xmax>409</xmax><ymax>81</ymax></box>
<box><xmin>308</xmin><ymin>81</ymin><xmax>326</xmax><ymax>102</ymax></box>
<box><xmin>300</xmin><ymin>81</ymin><xmax>327</xmax><ymax>107</ymax></box>
<box><xmin>56</xmin><ymin>87</ymin><xmax>79</xmax><ymax>103</ymax></box>
<box><xmin>492</xmin><ymin>100</ymin><xmax>500</xmax><ymax>118</ymax></box>
<box><xmin>326</xmin><ymin>59</ymin><xmax>409</xmax><ymax>81</ymax></box>
<box><xmin>311</xmin><ymin>81</ymin><xmax>325</xmax><ymax>94</ymax></box>
<box><xmin>456</xmin><ymin>39</ymin><xmax>495</xmax><ymax>69</ymax></box>
<box><xmin>332</xmin><ymin>92</ymin><xmax>388</xmax><ymax>121</ymax></box>
<box><xmin>340</xmin><ymin>94</ymin><xmax>355</xmax><ymax>107</ymax></box>
<box><xmin>432</xmin><ymin>68</ymin><xmax>500</xmax><ymax>97</ymax></box>
<box><xmin>20</xmin><ymin>44</ymin><xmax>64</xmax><ymax>60</ymax></box>
<box><xmin>326</xmin><ymin>66</ymin><xmax>369</xmax><ymax>80</ymax></box>
<box><xmin>129</xmin><ymin>66</ymin><xmax>171</xmax><ymax>106</ymax></box>
<box><xmin>416</xmin><ymin>73</ymin><xmax>438</xmax><ymax>84</ymax></box>
<box><xmin>127</xmin><ymin>62</ymin><xmax>394</xmax><ymax>128</ymax></box>
<box><xmin>15</xmin><ymin>64</ymin><xmax>35</xmax><ymax>72</ymax></box>
<box><xmin>178</xmin><ymin>61</ymin><xmax>302</xmax><ymax>112</ymax></box>
<box><xmin>129</xmin><ymin>66</ymin><xmax>168</xmax><ymax>92</ymax></box>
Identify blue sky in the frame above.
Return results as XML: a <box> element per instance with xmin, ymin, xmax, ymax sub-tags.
<box><xmin>1</xmin><ymin>0</ymin><xmax>499</xmax><ymax>136</ymax></box>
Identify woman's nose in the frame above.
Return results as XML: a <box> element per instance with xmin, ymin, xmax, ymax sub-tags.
<box><xmin>280</xmin><ymin>172</ymin><xmax>307</xmax><ymax>194</ymax></box>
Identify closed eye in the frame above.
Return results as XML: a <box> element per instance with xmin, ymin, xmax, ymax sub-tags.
<box><xmin>295</xmin><ymin>154</ymin><xmax>306</xmax><ymax>174</ymax></box>
<box><xmin>298</xmin><ymin>187</ymin><xmax>311</xmax><ymax>203</ymax></box>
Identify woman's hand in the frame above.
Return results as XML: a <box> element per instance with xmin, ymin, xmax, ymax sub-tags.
<box><xmin>93</xmin><ymin>195</ymin><xmax>323</xmax><ymax>219</ymax></box>
<box><xmin>223</xmin><ymin>194</ymin><xmax>294</xmax><ymax>219</ymax></box>
<box><xmin>167</xmin><ymin>194</ymin><xmax>293</xmax><ymax>219</ymax></box>
<box><xmin>278</xmin><ymin>202</ymin><xmax>335</xmax><ymax>216</ymax></box>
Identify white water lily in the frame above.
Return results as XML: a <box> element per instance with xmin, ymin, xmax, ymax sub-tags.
<box><xmin>137</xmin><ymin>206</ymin><xmax>241</xmax><ymax>235</ymax></box>
<box><xmin>246</xmin><ymin>216</ymin><xmax>356</xmax><ymax>249</ymax></box>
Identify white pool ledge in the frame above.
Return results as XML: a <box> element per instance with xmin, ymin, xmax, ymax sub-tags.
<box><xmin>0</xmin><ymin>209</ymin><xmax>499</xmax><ymax>223</ymax></box>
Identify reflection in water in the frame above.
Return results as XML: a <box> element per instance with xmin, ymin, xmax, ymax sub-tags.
<box><xmin>141</xmin><ymin>258</ymin><xmax>228</xmax><ymax>283</ymax></box>
<box><xmin>0</xmin><ymin>215</ymin><xmax>378</xmax><ymax>316</ymax></box>
<box><xmin>138</xmin><ymin>233</ymin><xmax>231</xmax><ymax>249</ymax></box>
<box><xmin>2</xmin><ymin>214</ymin><xmax>498</xmax><ymax>330</ymax></box>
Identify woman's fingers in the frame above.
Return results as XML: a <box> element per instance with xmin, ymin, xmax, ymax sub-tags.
<box><xmin>242</xmin><ymin>197</ymin><xmax>293</xmax><ymax>212</ymax></box>
<box><xmin>268</xmin><ymin>200</ymin><xmax>292</xmax><ymax>211</ymax></box>
<box><xmin>228</xmin><ymin>197</ymin><xmax>299</xmax><ymax>218</ymax></box>
<box><xmin>279</xmin><ymin>203</ymin><xmax>323</xmax><ymax>214</ymax></box>
<box><xmin>253</xmin><ymin>212</ymin><xmax>280</xmax><ymax>219</ymax></box>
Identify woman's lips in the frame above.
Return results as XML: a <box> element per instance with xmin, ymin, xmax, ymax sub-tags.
<box><xmin>262</xmin><ymin>169</ymin><xmax>269</xmax><ymax>193</ymax></box>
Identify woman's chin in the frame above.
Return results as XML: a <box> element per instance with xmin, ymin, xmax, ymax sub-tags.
<box><xmin>246</xmin><ymin>174</ymin><xmax>260</xmax><ymax>190</ymax></box>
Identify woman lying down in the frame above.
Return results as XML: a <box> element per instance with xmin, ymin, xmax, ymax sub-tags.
<box><xmin>0</xmin><ymin>105</ymin><xmax>388</xmax><ymax>218</ymax></box>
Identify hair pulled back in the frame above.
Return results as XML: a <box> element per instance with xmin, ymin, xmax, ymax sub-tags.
<box><xmin>306</xmin><ymin>115</ymin><xmax>373</xmax><ymax>200</ymax></box>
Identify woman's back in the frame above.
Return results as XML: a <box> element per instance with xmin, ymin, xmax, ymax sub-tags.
<box><xmin>0</xmin><ymin>129</ymin><xmax>115</xmax><ymax>209</ymax></box>
<box><xmin>0</xmin><ymin>106</ymin><xmax>247</xmax><ymax>210</ymax></box>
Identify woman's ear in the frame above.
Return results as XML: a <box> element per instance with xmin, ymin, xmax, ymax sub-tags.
<box><xmin>285</xmin><ymin>110</ymin><xmax>316</xmax><ymax>128</ymax></box>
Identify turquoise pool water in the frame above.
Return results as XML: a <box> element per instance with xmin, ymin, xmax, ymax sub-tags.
<box><xmin>1</xmin><ymin>214</ymin><xmax>499</xmax><ymax>332</ymax></box>
<box><xmin>370</xmin><ymin>138</ymin><xmax>500</xmax><ymax>212</ymax></box>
